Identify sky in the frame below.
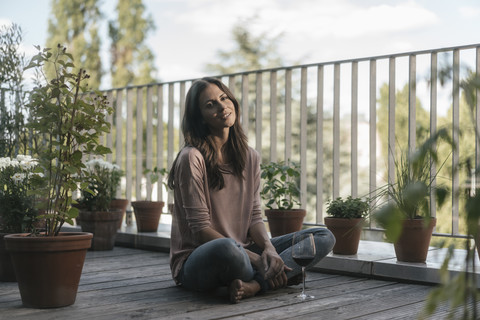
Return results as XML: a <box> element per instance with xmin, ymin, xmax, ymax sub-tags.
<box><xmin>1</xmin><ymin>0</ymin><xmax>480</xmax><ymax>89</ymax></box>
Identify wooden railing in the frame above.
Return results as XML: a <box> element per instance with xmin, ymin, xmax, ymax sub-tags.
<box><xmin>100</xmin><ymin>43</ymin><xmax>480</xmax><ymax>239</ymax></box>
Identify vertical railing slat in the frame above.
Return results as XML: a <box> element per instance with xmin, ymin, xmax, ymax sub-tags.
<box><xmin>126</xmin><ymin>89</ymin><xmax>133</xmax><ymax>202</ymax></box>
<box><xmin>179</xmin><ymin>82</ymin><xmax>186</xmax><ymax>151</ymax></box>
<box><xmin>228</xmin><ymin>76</ymin><xmax>235</xmax><ymax>96</ymax></box>
<box><xmin>156</xmin><ymin>85</ymin><xmax>164</xmax><ymax>202</ymax></box>
<box><xmin>241</xmin><ymin>74</ymin><xmax>249</xmax><ymax>134</ymax></box>
<box><xmin>270</xmin><ymin>71</ymin><xmax>277</xmax><ymax>162</ymax></box>
<box><xmin>369</xmin><ymin>60</ymin><xmax>377</xmax><ymax>219</ymax></box>
<box><xmin>452</xmin><ymin>49</ymin><xmax>460</xmax><ymax>235</ymax></box>
<box><xmin>351</xmin><ymin>61</ymin><xmax>358</xmax><ymax>198</ymax></box>
<box><xmin>146</xmin><ymin>86</ymin><xmax>153</xmax><ymax>199</ymax></box>
<box><xmin>333</xmin><ymin>64</ymin><xmax>340</xmax><ymax>199</ymax></box>
<box><xmin>255</xmin><ymin>73</ymin><xmax>263</xmax><ymax>157</ymax></box>
<box><xmin>388</xmin><ymin>57</ymin><xmax>396</xmax><ymax>195</ymax></box>
<box><xmin>316</xmin><ymin>66</ymin><xmax>324</xmax><ymax>223</ymax></box>
<box><xmin>106</xmin><ymin>91</ymin><xmax>113</xmax><ymax>164</ymax></box>
<box><xmin>430</xmin><ymin>52</ymin><xmax>438</xmax><ymax>219</ymax></box>
<box><xmin>115</xmin><ymin>90</ymin><xmax>123</xmax><ymax>199</ymax></box>
<box><xmin>168</xmin><ymin>84</ymin><xmax>175</xmax><ymax>169</ymax></box>
<box><xmin>136</xmin><ymin>88</ymin><xmax>143</xmax><ymax>200</ymax></box>
<box><xmin>285</xmin><ymin>69</ymin><xmax>292</xmax><ymax>162</ymax></box>
<box><xmin>408</xmin><ymin>55</ymin><xmax>417</xmax><ymax>155</ymax></box>
<box><xmin>300</xmin><ymin>67</ymin><xmax>308</xmax><ymax>208</ymax></box>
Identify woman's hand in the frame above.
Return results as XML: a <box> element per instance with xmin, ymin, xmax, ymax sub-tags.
<box><xmin>261</xmin><ymin>246</ymin><xmax>292</xmax><ymax>289</ymax></box>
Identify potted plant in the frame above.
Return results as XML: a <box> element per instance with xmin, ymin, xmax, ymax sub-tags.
<box><xmin>131</xmin><ymin>167</ymin><xmax>167</xmax><ymax>232</ymax></box>
<box><xmin>4</xmin><ymin>44</ymin><xmax>112</xmax><ymax>308</ymax></box>
<box><xmin>260</xmin><ymin>160</ymin><xmax>305</xmax><ymax>237</ymax></box>
<box><xmin>325</xmin><ymin>196</ymin><xmax>369</xmax><ymax>255</ymax></box>
<box><xmin>76</xmin><ymin>159</ymin><xmax>124</xmax><ymax>250</ymax></box>
<box><xmin>374</xmin><ymin>130</ymin><xmax>450</xmax><ymax>263</ymax></box>
<box><xmin>0</xmin><ymin>155</ymin><xmax>41</xmax><ymax>281</ymax></box>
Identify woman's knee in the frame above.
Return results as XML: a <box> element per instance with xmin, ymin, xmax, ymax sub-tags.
<box><xmin>198</xmin><ymin>238</ymin><xmax>250</xmax><ymax>267</ymax></box>
<box><xmin>312</xmin><ymin>227</ymin><xmax>336</xmax><ymax>253</ymax></box>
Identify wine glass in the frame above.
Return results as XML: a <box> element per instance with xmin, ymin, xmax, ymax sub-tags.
<box><xmin>292</xmin><ymin>232</ymin><xmax>316</xmax><ymax>300</ymax></box>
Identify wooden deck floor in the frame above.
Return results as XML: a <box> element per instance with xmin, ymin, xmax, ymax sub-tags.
<box><xmin>0</xmin><ymin>246</ymin><xmax>474</xmax><ymax>320</ymax></box>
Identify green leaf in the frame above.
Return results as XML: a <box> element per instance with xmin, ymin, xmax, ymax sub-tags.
<box><xmin>374</xmin><ymin>203</ymin><xmax>404</xmax><ymax>242</ymax></box>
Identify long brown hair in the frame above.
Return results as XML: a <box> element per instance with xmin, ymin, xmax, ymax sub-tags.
<box><xmin>168</xmin><ymin>77</ymin><xmax>248</xmax><ymax>190</ymax></box>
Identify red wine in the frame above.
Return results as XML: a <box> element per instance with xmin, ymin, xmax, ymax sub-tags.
<box><xmin>293</xmin><ymin>256</ymin><xmax>314</xmax><ymax>267</ymax></box>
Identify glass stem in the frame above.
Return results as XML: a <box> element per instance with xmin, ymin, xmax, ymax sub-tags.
<box><xmin>302</xmin><ymin>266</ymin><xmax>306</xmax><ymax>295</ymax></box>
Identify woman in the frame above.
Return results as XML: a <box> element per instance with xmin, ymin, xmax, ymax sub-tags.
<box><xmin>168</xmin><ymin>77</ymin><xmax>335</xmax><ymax>303</ymax></box>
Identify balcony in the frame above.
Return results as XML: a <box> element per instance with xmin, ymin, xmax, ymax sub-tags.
<box><xmin>3</xmin><ymin>43</ymin><xmax>480</xmax><ymax>317</ymax></box>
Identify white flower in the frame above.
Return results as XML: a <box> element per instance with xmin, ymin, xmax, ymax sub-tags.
<box><xmin>16</xmin><ymin>155</ymin><xmax>32</xmax><ymax>162</ymax></box>
<box><xmin>9</xmin><ymin>159</ymin><xmax>19</xmax><ymax>167</ymax></box>
<box><xmin>12</xmin><ymin>172</ymin><xmax>26</xmax><ymax>184</ymax></box>
<box><xmin>19</xmin><ymin>159</ymin><xmax>38</xmax><ymax>170</ymax></box>
<box><xmin>0</xmin><ymin>157</ymin><xmax>11</xmax><ymax>170</ymax></box>
<box><xmin>29</xmin><ymin>172</ymin><xmax>44</xmax><ymax>178</ymax></box>
<box><xmin>85</xmin><ymin>158</ymin><xmax>118</xmax><ymax>172</ymax></box>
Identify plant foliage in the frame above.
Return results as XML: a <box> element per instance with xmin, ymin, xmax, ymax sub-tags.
<box><xmin>26</xmin><ymin>44</ymin><xmax>113</xmax><ymax>236</ymax></box>
<box><xmin>326</xmin><ymin>196</ymin><xmax>369</xmax><ymax>219</ymax></box>
<box><xmin>374</xmin><ymin>129</ymin><xmax>452</xmax><ymax>242</ymax></box>
<box><xmin>0</xmin><ymin>155</ymin><xmax>41</xmax><ymax>233</ymax></box>
<box><xmin>78</xmin><ymin>159</ymin><xmax>123</xmax><ymax>211</ymax></box>
<box><xmin>260</xmin><ymin>160</ymin><xmax>300</xmax><ymax>210</ymax></box>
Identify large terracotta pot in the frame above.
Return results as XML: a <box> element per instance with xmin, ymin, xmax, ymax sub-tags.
<box><xmin>110</xmin><ymin>199</ymin><xmax>129</xmax><ymax>229</ymax></box>
<box><xmin>78</xmin><ymin>209</ymin><xmax>122</xmax><ymax>250</ymax></box>
<box><xmin>4</xmin><ymin>232</ymin><xmax>92</xmax><ymax>308</ymax></box>
<box><xmin>265</xmin><ymin>209</ymin><xmax>306</xmax><ymax>238</ymax></box>
<box><xmin>131</xmin><ymin>201</ymin><xmax>165</xmax><ymax>232</ymax></box>
<box><xmin>394</xmin><ymin>218</ymin><xmax>436</xmax><ymax>263</ymax></box>
<box><xmin>0</xmin><ymin>233</ymin><xmax>16</xmax><ymax>282</ymax></box>
<box><xmin>324</xmin><ymin>217</ymin><xmax>364</xmax><ymax>255</ymax></box>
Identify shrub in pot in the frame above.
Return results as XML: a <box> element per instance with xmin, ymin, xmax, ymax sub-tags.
<box><xmin>260</xmin><ymin>160</ymin><xmax>305</xmax><ymax>237</ymax></box>
<box><xmin>0</xmin><ymin>155</ymin><xmax>41</xmax><ymax>281</ymax></box>
<box><xmin>131</xmin><ymin>167</ymin><xmax>167</xmax><ymax>232</ymax></box>
<box><xmin>77</xmin><ymin>159</ymin><xmax>124</xmax><ymax>250</ymax></box>
<box><xmin>4</xmin><ymin>45</ymin><xmax>112</xmax><ymax>308</ymax></box>
<box><xmin>325</xmin><ymin>196</ymin><xmax>369</xmax><ymax>255</ymax></box>
<box><xmin>373</xmin><ymin>129</ymin><xmax>451</xmax><ymax>263</ymax></box>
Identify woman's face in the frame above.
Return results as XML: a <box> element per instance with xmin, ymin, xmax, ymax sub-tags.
<box><xmin>198</xmin><ymin>83</ymin><xmax>236</xmax><ymax>135</ymax></box>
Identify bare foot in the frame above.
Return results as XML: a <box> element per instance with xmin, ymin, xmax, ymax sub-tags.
<box><xmin>228</xmin><ymin>279</ymin><xmax>261</xmax><ymax>303</ymax></box>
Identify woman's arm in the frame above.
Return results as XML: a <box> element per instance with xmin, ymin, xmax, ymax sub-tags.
<box><xmin>248</xmin><ymin>222</ymin><xmax>292</xmax><ymax>288</ymax></box>
<box><xmin>193</xmin><ymin>227</ymin><xmax>224</xmax><ymax>244</ymax></box>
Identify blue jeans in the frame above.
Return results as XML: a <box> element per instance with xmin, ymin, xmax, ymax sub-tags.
<box><xmin>178</xmin><ymin>227</ymin><xmax>335</xmax><ymax>292</ymax></box>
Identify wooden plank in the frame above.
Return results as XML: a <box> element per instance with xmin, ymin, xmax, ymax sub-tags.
<box><xmin>0</xmin><ymin>247</ymin><xmax>458</xmax><ymax>320</ymax></box>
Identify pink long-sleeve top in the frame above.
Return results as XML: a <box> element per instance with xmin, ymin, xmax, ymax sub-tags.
<box><xmin>169</xmin><ymin>146</ymin><xmax>264</xmax><ymax>283</ymax></box>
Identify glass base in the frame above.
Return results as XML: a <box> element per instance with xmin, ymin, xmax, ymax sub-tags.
<box><xmin>297</xmin><ymin>292</ymin><xmax>315</xmax><ymax>300</ymax></box>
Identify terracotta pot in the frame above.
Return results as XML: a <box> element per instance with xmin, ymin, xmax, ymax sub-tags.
<box><xmin>110</xmin><ymin>199</ymin><xmax>129</xmax><ymax>229</ymax></box>
<box><xmin>0</xmin><ymin>233</ymin><xmax>16</xmax><ymax>282</ymax></box>
<box><xmin>324</xmin><ymin>217</ymin><xmax>364</xmax><ymax>255</ymax></box>
<box><xmin>265</xmin><ymin>209</ymin><xmax>306</xmax><ymax>238</ymax></box>
<box><xmin>78</xmin><ymin>209</ymin><xmax>122</xmax><ymax>250</ymax></box>
<box><xmin>4</xmin><ymin>232</ymin><xmax>92</xmax><ymax>308</ymax></box>
<box><xmin>131</xmin><ymin>201</ymin><xmax>164</xmax><ymax>232</ymax></box>
<box><xmin>394</xmin><ymin>218</ymin><xmax>436</xmax><ymax>263</ymax></box>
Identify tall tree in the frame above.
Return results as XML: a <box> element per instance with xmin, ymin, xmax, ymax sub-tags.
<box><xmin>109</xmin><ymin>0</ymin><xmax>157</xmax><ymax>88</ymax></box>
<box><xmin>45</xmin><ymin>0</ymin><xmax>102</xmax><ymax>89</ymax></box>
<box><xmin>205</xmin><ymin>17</ymin><xmax>284</xmax><ymax>75</ymax></box>
<box><xmin>0</xmin><ymin>23</ymin><xmax>27</xmax><ymax>157</ymax></box>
